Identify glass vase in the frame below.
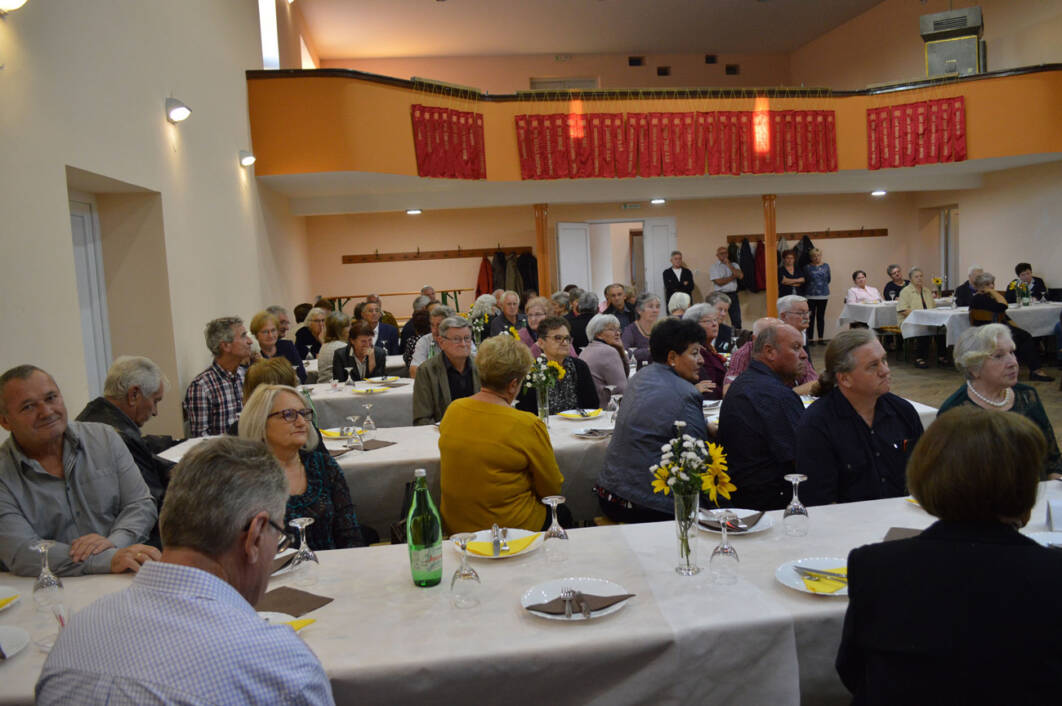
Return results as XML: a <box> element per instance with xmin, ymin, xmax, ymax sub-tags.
<box><xmin>673</xmin><ymin>490</ymin><xmax>701</xmax><ymax>576</ymax></box>
<box><xmin>536</xmin><ymin>385</ymin><xmax>550</xmax><ymax>426</ymax></box>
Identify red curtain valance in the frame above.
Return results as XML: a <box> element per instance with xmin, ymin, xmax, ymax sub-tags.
<box><xmin>513</xmin><ymin>110</ymin><xmax>837</xmax><ymax>180</ymax></box>
<box><xmin>411</xmin><ymin>105</ymin><xmax>486</xmax><ymax>179</ymax></box>
<box><xmin>866</xmin><ymin>96</ymin><xmax>965</xmax><ymax>170</ymax></box>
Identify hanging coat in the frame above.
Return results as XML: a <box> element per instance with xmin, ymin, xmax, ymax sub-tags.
<box><xmin>491</xmin><ymin>251</ymin><xmax>506</xmax><ymax>292</ymax></box>
<box><xmin>516</xmin><ymin>252</ymin><xmax>539</xmax><ymax>293</ymax></box>
<box><xmin>739</xmin><ymin>238</ymin><xmax>757</xmax><ymax>293</ymax></box>
<box><xmin>727</xmin><ymin>242</ymin><xmax>740</xmax><ymax>265</ymax></box>
<box><xmin>504</xmin><ymin>252</ymin><xmax>524</xmax><ymax>294</ymax></box>
<box><xmin>754</xmin><ymin>238</ymin><xmax>766</xmax><ymax>291</ymax></box>
<box><xmin>475</xmin><ymin>256</ymin><xmax>493</xmax><ymax>298</ymax></box>
<box><xmin>796</xmin><ymin>235</ymin><xmax>815</xmax><ymax>270</ymax></box>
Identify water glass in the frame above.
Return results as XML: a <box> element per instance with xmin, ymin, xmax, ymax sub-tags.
<box><xmin>361</xmin><ymin>403</ymin><xmax>376</xmax><ymax>441</ymax></box>
<box><xmin>287</xmin><ymin>518</ymin><xmax>320</xmax><ymax>587</ymax></box>
<box><xmin>31</xmin><ymin>540</ymin><xmax>66</xmax><ymax>652</ymax></box>
<box><xmin>449</xmin><ymin>533</ymin><xmax>481</xmax><ymax>609</ymax></box>
<box><xmin>783</xmin><ymin>474</ymin><xmax>809</xmax><ymax>537</ymax></box>
<box><xmin>541</xmin><ymin>496</ymin><xmax>569</xmax><ymax>564</ymax></box>
<box><xmin>709</xmin><ymin>510</ymin><xmax>740</xmax><ymax>585</ymax></box>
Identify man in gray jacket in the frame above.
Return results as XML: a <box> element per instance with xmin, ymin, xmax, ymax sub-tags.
<box><xmin>412</xmin><ymin>317</ymin><xmax>480</xmax><ymax>425</ymax></box>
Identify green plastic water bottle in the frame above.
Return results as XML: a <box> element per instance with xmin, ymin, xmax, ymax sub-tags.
<box><xmin>407</xmin><ymin>468</ymin><xmax>442</xmax><ymax>587</ymax></box>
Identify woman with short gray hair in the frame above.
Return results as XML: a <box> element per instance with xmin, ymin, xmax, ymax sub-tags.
<box><xmin>621</xmin><ymin>292</ymin><xmax>662</xmax><ymax>361</ymax></box>
<box><xmin>938</xmin><ymin>324</ymin><xmax>1061</xmax><ymax>478</ymax></box>
<box><xmin>667</xmin><ymin>292</ymin><xmax>691</xmax><ymax>317</ymax></box>
<box><xmin>239</xmin><ymin>384</ymin><xmax>368</xmax><ymax>549</ymax></box>
<box><xmin>579</xmin><ymin>314</ymin><xmax>628</xmax><ymax>405</ymax></box>
<box><xmin>295</xmin><ymin>307</ymin><xmax>328</xmax><ymax>359</ymax></box>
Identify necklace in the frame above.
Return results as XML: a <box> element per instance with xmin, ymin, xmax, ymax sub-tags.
<box><xmin>967</xmin><ymin>381</ymin><xmax>1011</xmax><ymax>408</ymax></box>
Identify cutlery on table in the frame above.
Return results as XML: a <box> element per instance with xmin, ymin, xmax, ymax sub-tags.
<box><xmin>490</xmin><ymin>523</ymin><xmax>501</xmax><ymax>557</ymax></box>
<box><xmin>574</xmin><ymin>591</ymin><xmax>592</xmax><ymax>618</ymax></box>
<box><xmin>560</xmin><ymin>588</ymin><xmax>575</xmax><ymax>619</ymax></box>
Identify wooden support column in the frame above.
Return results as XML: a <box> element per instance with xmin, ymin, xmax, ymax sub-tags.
<box><xmin>763</xmin><ymin>194</ymin><xmax>778</xmax><ymax>317</ymax></box>
<box><xmin>533</xmin><ymin>203</ymin><xmax>551</xmax><ymax>295</ymax></box>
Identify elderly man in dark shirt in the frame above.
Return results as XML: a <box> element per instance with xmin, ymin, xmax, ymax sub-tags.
<box><xmin>953</xmin><ymin>265</ymin><xmax>983</xmax><ymax>307</ymax></box>
<box><xmin>796</xmin><ymin>330</ymin><xmax>923</xmax><ymax>505</ymax></box>
<box><xmin>602</xmin><ymin>283</ymin><xmax>635</xmax><ymax>329</ymax></box>
<box><xmin>412</xmin><ymin>316</ymin><xmax>480</xmax><ymax>425</ymax></box>
<box><xmin>76</xmin><ymin>356</ymin><xmax>178</xmax><ymax>546</ymax></box>
<box><xmin>718</xmin><ymin>323</ymin><xmax>808</xmax><ymax>511</ymax></box>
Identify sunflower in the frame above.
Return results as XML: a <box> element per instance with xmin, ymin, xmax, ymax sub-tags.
<box><xmin>702</xmin><ymin>469</ymin><xmax>737</xmax><ymax>505</ymax></box>
<box><xmin>705</xmin><ymin>442</ymin><xmax>728</xmax><ymax>474</ymax></box>
<box><xmin>546</xmin><ymin>359</ymin><xmax>566</xmax><ymax>380</ymax></box>
<box><xmin>508</xmin><ymin>325</ymin><xmax>520</xmax><ymax>339</ymax></box>
<box><xmin>651</xmin><ymin>465</ymin><xmax>672</xmax><ymax>495</ymax></box>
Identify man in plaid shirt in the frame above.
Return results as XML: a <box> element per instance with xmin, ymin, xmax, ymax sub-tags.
<box><xmin>182</xmin><ymin>317</ymin><xmax>251</xmax><ymax>436</ymax></box>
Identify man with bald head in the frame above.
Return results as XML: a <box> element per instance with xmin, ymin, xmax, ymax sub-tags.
<box><xmin>718</xmin><ymin>323</ymin><xmax>809</xmax><ymax>511</ymax></box>
<box><xmin>0</xmin><ymin>365</ymin><xmax>158</xmax><ymax>576</ymax></box>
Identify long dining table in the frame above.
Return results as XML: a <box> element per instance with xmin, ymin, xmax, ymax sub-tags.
<box><xmin>900</xmin><ymin>301</ymin><xmax>1062</xmax><ymax>346</ymax></box>
<box><xmin>3</xmin><ymin>483</ymin><xmax>1059</xmax><ymax>705</ymax></box>
<box><xmin>306</xmin><ymin>379</ymin><xmax>416</xmax><ymax>429</ymax></box>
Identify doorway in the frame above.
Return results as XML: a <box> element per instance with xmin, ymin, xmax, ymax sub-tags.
<box><xmin>69</xmin><ymin>197</ymin><xmax>112</xmax><ymax>398</ymax></box>
<box><xmin>555</xmin><ymin>217</ymin><xmax>676</xmax><ymax>298</ymax></box>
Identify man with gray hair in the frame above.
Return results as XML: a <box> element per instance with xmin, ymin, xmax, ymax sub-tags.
<box><xmin>568</xmin><ymin>290</ymin><xmax>599</xmax><ymax>352</ymax></box>
<box><xmin>412</xmin><ymin>316</ymin><xmax>480</xmax><ymax>425</ymax></box>
<box><xmin>401</xmin><ymin>293</ymin><xmax>434</xmax><ymax>354</ymax></box>
<box><xmin>953</xmin><ymin>264</ymin><xmax>983</xmax><ymax>307</ymax></box>
<box><xmin>776</xmin><ymin>294</ymin><xmax>820</xmax><ymax>394</ymax></box>
<box><xmin>36</xmin><ymin>438</ymin><xmax>334</xmax><ymax>705</ymax></box>
<box><xmin>602</xmin><ymin>283</ymin><xmax>634</xmax><ymax>329</ymax></box>
<box><xmin>77</xmin><ymin>356</ymin><xmax>178</xmax><ymax>545</ymax></box>
<box><xmin>1</xmin><ymin>365</ymin><xmax>158</xmax><ymax>576</ymax></box>
<box><xmin>265</xmin><ymin>305</ymin><xmax>292</xmax><ymax>339</ymax></box>
<box><xmin>705</xmin><ymin>291</ymin><xmax>734</xmax><ymax>351</ymax></box>
<box><xmin>182</xmin><ymin>316</ymin><xmax>251</xmax><ymax>437</ymax></box>
<box><xmin>718</xmin><ymin>322</ymin><xmax>808</xmax><ymax>511</ymax></box>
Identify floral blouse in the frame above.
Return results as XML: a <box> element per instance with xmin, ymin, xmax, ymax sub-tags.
<box><xmin>287</xmin><ymin>448</ymin><xmax>367</xmax><ymax>550</ymax></box>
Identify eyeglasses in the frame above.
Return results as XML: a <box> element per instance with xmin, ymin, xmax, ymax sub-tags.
<box><xmin>443</xmin><ymin>335</ymin><xmax>473</xmax><ymax>344</ymax></box>
<box><xmin>547</xmin><ymin>335</ymin><xmax>572</xmax><ymax>344</ymax></box>
<box><xmin>245</xmin><ymin>517</ymin><xmax>293</xmax><ymax>552</ymax></box>
<box><xmin>785</xmin><ymin>311</ymin><xmax>811</xmax><ymax>320</ymax></box>
<box><xmin>268</xmin><ymin>408</ymin><xmax>313</xmax><ymax>424</ymax></box>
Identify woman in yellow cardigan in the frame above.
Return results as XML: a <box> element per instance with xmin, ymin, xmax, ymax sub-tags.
<box><xmin>439</xmin><ymin>334</ymin><xmax>566</xmax><ymax>533</ymax></box>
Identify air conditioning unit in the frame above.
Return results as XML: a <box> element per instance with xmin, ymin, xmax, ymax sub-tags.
<box><xmin>920</xmin><ymin>7</ymin><xmax>986</xmax><ymax>77</ymax></box>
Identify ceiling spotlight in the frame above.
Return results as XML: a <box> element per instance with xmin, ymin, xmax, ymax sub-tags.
<box><xmin>650</xmin><ymin>198</ymin><xmax>666</xmax><ymax>205</ymax></box>
<box><xmin>406</xmin><ymin>209</ymin><xmax>422</xmax><ymax>215</ymax></box>
<box><xmin>165</xmin><ymin>97</ymin><xmax>191</xmax><ymax>124</ymax></box>
<box><xmin>871</xmin><ymin>190</ymin><xmax>887</xmax><ymax>197</ymax></box>
<box><xmin>239</xmin><ymin>150</ymin><xmax>256</xmax><ymax>167</ymax></box>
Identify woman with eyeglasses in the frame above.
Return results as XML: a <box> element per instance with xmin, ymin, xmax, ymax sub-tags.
<box><xmin>239</xmin><ymin>384</ymin><xmax>367</xmax><ymax>550</ymax></box>
<box><xmin>621</xmin><ymin>292</ymin><xmax>662</xmax><ymax>362</ymax></box>
<box><xmin>516</xmin><ymin>315</ymin><xmax>600</xmax><ymax>415</ymax></box>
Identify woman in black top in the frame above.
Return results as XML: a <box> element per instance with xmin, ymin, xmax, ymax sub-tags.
<box><xmin>517</xmin><ymin>316</ymin><xmax>599</xmax><ymax>414</ymax></box>
<box><xmin>778</xmin><ymin>249</ymin><xmax>805</xmax><ymax>296</ymax></box>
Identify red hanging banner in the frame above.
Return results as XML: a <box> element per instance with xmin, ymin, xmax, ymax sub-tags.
<box><xmin>823</xmin><ymin>112</ymin><xmax>837</xmax><ymax>172</ymax></box>
<box><xmin>867</xmin><ymin>108</ymin><xmax>880</xmax><ymax>170</ymax></box>
<box><xmin>411</xmin><ymin>105</ymin><xmax>431</xmax><ymax>177</ymax></box>
<box><xmin>737</xmin><ymin>112</ymin><xmax>753</xmax><ymax>174</ymax></box>
<box><xmin>614</xmin><ymin>114</ymin><xmax>633</xmax><ymax>178</ymax></box>
<box><xmin>914</xmin><ymin>102</ymin><xmax>929</xmax><ymax>165</ymax></box>
<box><xmin>550</xmin><ymin>114</ymin><xmax>569</xmax><ymax>179</ymax></box>
<box><xmin>794</xmin><ymin>112</ymin><xmax>807</xmax><ymax>173</ymax></box>
<box><xmin>865</xmin><ymin>96</ymin><xmax>966</xmax><ymax>169</ymax></box>
<box><xmin>413</xmin><ymin>105</ymin><xmax>487</xmax><ymax>179</ymax></box>
<box><xmin>950</xmin><ymin>96</ymin><xmax>967</xmax><ymax>161</ymax></box>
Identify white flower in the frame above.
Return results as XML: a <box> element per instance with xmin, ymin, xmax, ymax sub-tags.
<box><xmin>678</xmin><ymin>471</ymin><xmax>689</xmax><ymax>481</ymax></box>
<box><xmin>667</xmin><ymin>476</ymin><xmax>676</xmax><ymax>486</ymax></box>
<box><xmin>661</xmin><ymin>444</ymin><xmax>671</xmax><ymax>453</ymax></box>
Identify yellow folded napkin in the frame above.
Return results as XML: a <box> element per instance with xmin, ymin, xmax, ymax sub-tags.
<box><xmin>905</xmin><ymin>497</ymin><xmax>921</xmax><ymax>507</ymax></box>
<box><xmin>285</xmin><ymin>618</ymin><xmax>316</xmax><ymax>632</ymax></box>
<box><xmin>319</xmin><ymin>428</ymin><xmax>362</xmax><ymax>438</ymax></box>
<box><xmin>558</xmin><ymin>409</ymin><xmax>602</xmax><ymax>419</ymax></box>
<box><xmin>801</xmin><ymin>567</ymin><xmax>847</xmax><ymax>594</ymax></box>
<box><xmin>467</xmin><ymin>532</ymin><xmax>541</xmax><ymax>557</ymax></box>
<box><xmin>0</xmin><ymin>594</ymin><xmax>19</xmax><ymax>610</ymax></box>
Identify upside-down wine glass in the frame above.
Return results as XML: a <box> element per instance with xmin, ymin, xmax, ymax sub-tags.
<box><xmin>541</xmin><ymin>496</ymin><xmax>569</xmax><ymax>564</ymax></box>
<box><xmin>627</xmin><ymin>349</ymin><xmax>638</xmax><ymax>376</ymax></box>
<box><xmin>603</xmin><ymin>385</ymin><xmax>618</xmax><ymax>423</ymax></box>
<box><xmin>31</xmin><ymin>540</ymin><xmax>66</xmax><ymax>651</ymax></box>
<box><xmin>449</xmin><ymin>533</ymin><xmax>481</xmax><ymax>609</ymax></box>
<box><xmin>344</xmin><ymin>366</ymin><xmax>355</xmax><ymax>387</ymax></box>
<box><xmin>709</xmin><ymin>510</ymin><xmax>740</xmax><ymax>585</ymax></box>
<box><xmin>343</xmin><ymin>415</ymin><xmax>364</xmax><ymax>453</ymax></box>
<box><xmin>783</xmin><ymin>474</ymin><xmax>809</xmax><ymax>537</ymax></box>
<box><xmin>361</xmin><ymin>402</ymin><xmax>376</xmax><ymax>441</ymax></box>
<box><xmin>287</xmin><ymin>518</ymin><xmax>319</xmax><ymax>587</ymax></box>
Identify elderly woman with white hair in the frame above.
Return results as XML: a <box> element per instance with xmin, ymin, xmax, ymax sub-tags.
<box><xmin>667</xmin><ymin>292</ymin><xmax>691</xmax><ymax>317</ymax></box>
<box><xmin>684</xmin><ymin>303</ymin><xmax>726</xmax><ymax>399</ymax></box>
<box><xmin>239</xmin><ymin>384</ymin><xmax>368</xmax><ymax>549</ymax></box>
<box><xmin>621</xmin><ymin>291</ymin><xmax>662</xmax><ymax>361</ymax></box>
<box><xmin>295</xmin><ymin>306</ymin><xmax>328</xmax><ymax>360</ymax></box>
<box><xmin>937</xmin><ymin>324</ymin><xmax>1061</xmax><ymax>478</ymax></box>
<box><xmin>896</xmin><ymin>267</ymin><xmax>947</xmax><ymax>369</ymax></box>
<box><xmin>578</xmin><ymin>314</ymin><xmax>629</xmax><ymax>405</ymax></box>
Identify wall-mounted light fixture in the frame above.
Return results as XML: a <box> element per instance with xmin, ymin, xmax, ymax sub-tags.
<box><xmin>406</xmin><ymin>209</ymin><xmax>423</xmax><ymax>215</ymax></box>
<box><xmin>239</xmin><ymin>150</ymin><xmax>256</xmax><ymax>167</ymax></box>
<box><xmin>0</xmin><ymin>0</ymin><xmax>30</xmax><ymax>16</ymax></box>
<box><xmin>165</xmin><ymin>97</ymin><xmax>191</xmax><ymax>124</ymax></box>
<box><xmin>871</xmin><ymin>190</ymin><xmax>887</xmax><ymax>197</ymax></box>
<box><xmin>650</xmin><ymin>198</ymin><xmax>667</xmax><ymax>205</ymax></box>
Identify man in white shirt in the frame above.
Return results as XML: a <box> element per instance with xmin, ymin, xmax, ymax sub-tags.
<box><xmin>709</xmin><ymin>246</ymin><xmax>744</xmax><ymax>329</ymax></box>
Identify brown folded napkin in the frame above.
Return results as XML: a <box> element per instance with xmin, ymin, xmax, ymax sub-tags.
<box><xmin>328</xmin><ymin>448</ymin><xmax>350</xmax><ymax>458</ymax></box>
<box><xmin>525</xmin><ymin>592</ymin><xmax>635</xmax><ymax>616</ymax></box>
<box><xmin>883</xmin><ymin>526</ymin><xmax>923</xmax><ymax>542</ymax></box>
<box><xmin>698</xmin><ymin>511</ymin><xmax>764</xmax><ymax>532</ymax></box>
<box><xmin>256</xmin><ymin>586</ymin><xmax>334</xmax><ymax>617</ymax></box>
<box><xmin>361</xmin><ymin>439</ymin><xmax>396</xmax><ymax>451</ymax></box>
<box><xmin>377</xmin><ymin>381</ymin><xmax>410</xmax><ymax>388</ymax></box>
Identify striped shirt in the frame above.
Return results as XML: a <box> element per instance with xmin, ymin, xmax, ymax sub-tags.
<box><xmin>182</xmin><ymin>362</ymin><xmax>245</xmax><ymax>437</ymax></box>
<box><xmin>36</xmin><ymin>561</ymin><xmax>334</xmax><ymax>705</ymax></box>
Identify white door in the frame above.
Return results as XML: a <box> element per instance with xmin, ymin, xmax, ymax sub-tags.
<box><xmin>641</xmin><ymin>217</ymin><xmax>678</xmax><ymax>299</ymax></box>
<box><xmin>556</xmin><ymin>222</ymin><xmax>592</xmax><ymax>291</ymax></box>
<box><xmin>70</xmin><ymin>201</ymin><xmax>112</xmax><ymax>398</ymax></box>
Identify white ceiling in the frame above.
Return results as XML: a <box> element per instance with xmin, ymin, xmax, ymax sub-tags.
<box><xmin>296</xmin><ymin>0</ymin><xmax>886</xmax><ymax>59</ymax></box>
<box><xmin>258</xmin><ymin>153</ymin><xmax>1062</xmax><ymax>216</ymax></box>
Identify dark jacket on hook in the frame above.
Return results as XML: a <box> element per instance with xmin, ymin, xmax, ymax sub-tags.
<box><xmin>492</xmin><ymin>251</ymin><xmax>506</xmax><ymax>292</ymax></box>
<box><xmin>739</xmin><ymin>238</ymin><xmax>757</xmax><ymax>293</ymax></box>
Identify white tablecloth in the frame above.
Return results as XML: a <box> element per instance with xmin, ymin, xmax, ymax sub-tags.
<box><xmin>4</xmin><ymin>484</ymin><xmax>1059</xmax><ymax>705</ymax></box>
<box><xmin>900</xmin><ymin>302</ymin><xmax>1062</xmax><ymax>346</ymax></box>
<box><xmin>837</xmin><ymin>302</ymin><xmax>898</xmax><ymax>329</ymax></box>
<box><xmin>303</xmin><ymin>356</ymin><xmax>404</xmax><ymax>384</ymax></box>
<box><xmin>334</xmin><ymin>416</ymin><xmax>613</xmax><ymax>534</ymax></box>
<box><xmin>707</xmin><ymin>397</ymin><xmax>938</xmax><ymax>430</ymax></box>
<box><xmin>306</xmin><ymin>381</ymin><xmax>415</xmax><ymax>429</ymax></box>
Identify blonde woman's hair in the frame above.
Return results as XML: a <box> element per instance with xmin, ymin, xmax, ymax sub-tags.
<box><xmin>243</xmin><ymin>358</ymin><xmax>298</xmax><ymax>401</ymax></box>
<box><xmin>249</xmin><ymin>311</ymin><xmax>278</xmax><ymax>337</ymax></box>
<box><xmin>475</xmin><ymin>333</ymin><xmax>533</xmax><ymax>391</ymax></box>
<box><xmin>524</xmin><ymin>296</ymin><xmax>550</xmax><ymax>315</ymax></box>
<box><xmin>238</xmin><ymin>384</ymin><xmax>319</xmax><ymax>452</ymax></box>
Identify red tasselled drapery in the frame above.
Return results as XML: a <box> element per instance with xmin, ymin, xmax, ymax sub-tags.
<box><xmin>411</xmin><ymin>104</ymin><xmax>487</xmax><ymax>179</ymax></box>
<box><xmin>865</xmin><ymin>96</ymin><xmax>966</xmax><ymax>170</ymax></box>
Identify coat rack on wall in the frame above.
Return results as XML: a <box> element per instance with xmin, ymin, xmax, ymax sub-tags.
<box><xmin>726</xmin><ymin>228</ymin><xmax>887</xmax><ymax>244</ymax></box>
<box><xmin>342</xmin><ymin>245</ymin><xmax>533</xmax><ymax>264</ymax></box>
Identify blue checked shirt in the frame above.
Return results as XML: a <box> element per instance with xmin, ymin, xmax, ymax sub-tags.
<box><xmin>182</xmin><ymin>362</ymin><xmax>246</xmax><ymax>437</ymax></box>
<box><xmin>36</xmin><ymin>561</ymin><xmax>334</xmax><ymax>706</ymax></box>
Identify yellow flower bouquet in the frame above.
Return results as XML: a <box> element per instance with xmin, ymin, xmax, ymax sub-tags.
<box><xmin>524</xmin><ymin>355</ymin><xmax>566</xmax><ymax>421</ymax></box>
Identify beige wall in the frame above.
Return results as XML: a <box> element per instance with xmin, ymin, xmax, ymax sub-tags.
<box><xmin>276</xmin><ymin>0</ymin><xmax>321</xmax><ymax>70</ymax></box>
<box><xmin>0</xmin><ymin>0</ymin><xmax>309</xmax><ymax>438</ymax></box>
<box><xmin>790</xmin><ymin>0</ymin><xmax>1062</xmax><ymax>90</ymax></box>
<box><xmin>323</xmin><ymin>52</ymin><xmax>791</xmax><ymax>94</ymax></box>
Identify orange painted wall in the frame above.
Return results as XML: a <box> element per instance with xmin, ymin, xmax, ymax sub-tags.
<box><xmin>248</xmin><ymin>70</ymin><xmax>1062</xmax><ymax>178</ymax></box>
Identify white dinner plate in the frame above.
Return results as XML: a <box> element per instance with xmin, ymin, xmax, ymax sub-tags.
<box><xmin>1024</xmin><ymin>531</ymin><xmax>1062</xmax><ymax>548</ymax></box>
<box><xmin>352</xmin><ymin>386</ymin><xmax>389</xmax><ymax>394</ymax></box>
<box><xmin>557</xmin><ymin>409</ymin><xmax>603</xmax><ymax>420</ymax></box>
<box><xmin>521</xmin><ymin>577</ymin><xmax>631</xmax><ymax>621</ymax></box>
<box><xmin>366</xmin><ymin>376</ymin><xmax>400</xmax><ymax>383</ymax></box>
<box><xmin>702</xmin><ymin>399</ymin><xmax>722</xmax><ymax>411</ymax></box>
<box><xmin>257</xmin><ymin>611</ymin><xmax>296</xmax><ymax>625</ymax></box>
<box><xmin>0</xmin><ymin>626</ymin><xmax>30</xmax><ymax>660</ymax></box>
<box><xmin>696</xmin><ymin>508</ymin><xmax>774</xmax><ymax>535</ymax></box>
<box><xmin>775</xmin><ymin>556</ymin><xmax>849</xmax><ymax>597</ymax></box>
<box><xmin>0</xmin><ymin>586</ymin><xmax>20</xmax><ymax>613</ymax></box>
<box><xmin>461</xmin><ymin>528</ymin><xmax>543</xmax><ymax>559</ymax></box>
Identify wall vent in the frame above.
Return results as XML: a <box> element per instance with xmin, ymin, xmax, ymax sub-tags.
<box><xmin>628</xmin><ymin>56</ymin><xmax>645</xmax><ymax>67</ymax></box>
<box><xmin>725</xmin><ymin>64</ymin><xmax>740</xmax><ymax>75</ymax></box>
<box><xmin>656</xmin><ymin>66</ymin><xmax>670</xmax><ymax>77</ymax></box>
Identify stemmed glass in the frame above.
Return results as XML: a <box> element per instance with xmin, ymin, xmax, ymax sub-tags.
<box><xmin>541</xmin><ymin>496</ymin><xmax>569</xmax><ymax>564</ymax></box>
<box><xmin>343</xmin><ymin>415</ymin><xmax>364</xmax><ymax>453</ymax></box>
<box><xmin>783</xmin><ymin>474</ymin><xmax>809</xmax><ymax>537</ymax></box>
<box><xmin>626</xmin><ymin>349</ymin><xmax>638</xmax><ymax>376</ymax></box>
<box><xmin>449</xmin><ymin>533</ymin><xmax>481</xmax><ymax>609</ymax></box>
<box><xmin>31</xmin><ymin>540</ymin><xmax>65</xmax><ymax>651</ymax></box>
<box><xmin>343</xmin><ymin>366</ymin><xmax>355</xmax><ymax>387</ymax></box>
<box><xmin>287</xmin><ymin>518</ymin><xmax>319</xmax><ymax>587</ymax></box>
<box><xmin>709</xmin><ymin>510</ymin><xmax>740</xmax><ymax>585</ymax></box>
<box><xmin>361</xmin><ymin>402</ymin><xmax>376</xmax><ymax>441</ymax></box>
<box><xmin>607</xmin><ymin>390</ymin><xmax>623</xmax><ymax>424</ymax></box>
